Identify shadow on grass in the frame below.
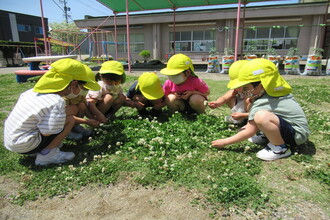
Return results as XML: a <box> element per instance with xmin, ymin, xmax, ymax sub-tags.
<box><xmin>18</xmin><ymin>120</ymin><xmax>128</xmax><ymax>170</ymax></box>
<box><xmin>293</xmin><ymin>140</ymin><xmax>316</xmax><ymax>156</ymax></box>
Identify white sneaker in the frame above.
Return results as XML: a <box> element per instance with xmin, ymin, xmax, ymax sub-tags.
<box><xmin>66</xmin><ymin>131</ymin><xmax>83</xmax><ymax>140</ymax></box>
<box><xmin>35</xmin><ymin>148</ymin><xmax>75</xmax><ymax>166</ymax></box>
<box><xmin>256</xmin><ymin>143</ymin><xmax>291</xmax><ymax>161</ymax></box>
<box><xmin>72</xmin><ymin>125</ymin><xmax>92</xmax><ymax>137</ymax></box>
<box><xmin>248</xmin><ymin>135</ymin><xmax>268</xmax><ymax>145</ymax></box>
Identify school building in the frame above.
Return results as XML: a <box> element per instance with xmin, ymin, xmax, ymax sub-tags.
<box><xmin>74</xmin><ymin>1</ymin><xmax>329</xmax><ymax>61</ymax></box>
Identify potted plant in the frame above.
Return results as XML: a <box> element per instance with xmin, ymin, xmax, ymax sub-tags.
<box><xmin>139</xmin><ymin>50</ymin><xmax>151</xmax><ymax>63</ymax></box>
<box><xmin>265</xmin><ymin>47</ymin><xmax>281</xmax><ymax>67</ymax></box>
<box><xmin>220</xmin><ymin>47</ymin><xmax>234</xmax><ymax>74</ymax></box>
<box><xmin>284</xmin><ymin>47</ymin><xmax>300</xmax><ymax>75</ymax></box>
<box><xmin>244</xmin><ymin>42</ymin><xmax>258</xmax><ymax>60</ymax></box>
<box><xmin>302</xmin><ymin>48</ymin><xmax>324</xmax><ymax>75</ymax></box>
<box><xmin>206</xmin><ymin>47</ymin><xmax>221</xmax><ymax>73</ymax></box>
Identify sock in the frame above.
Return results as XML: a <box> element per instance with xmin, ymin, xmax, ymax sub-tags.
<box><xmin>268</xmin><ymin>143</ymin><xmax>288</xmax><ymax>153</ymax></box>
<box><xmin>40</xmin><ymin>148</ymin><xmax>51</xmax><ymax>155</ymax></box>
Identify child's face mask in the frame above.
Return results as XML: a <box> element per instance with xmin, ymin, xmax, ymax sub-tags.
<box><xmin>106</xmin><ymin>84</ymin><xmax>120</xmax><ymax>91</ymax></box>
<box><xmin>243</xmin><ymin>85</ymin><xmax>265</xmax><ymax>99</ymax></box>
<box><xmin>80</xmin><ymin>87</ymin><xmax>89</xmax><ymax>96</ymax></box>
<box><xmin>168</xmin><ymin>73</ymin><xmax>187</xmax><ymax>85</ymax></box>
<box><xmin>66</xmin><ymin>88</ymin><xmax>80</xmax><ymax>99</ymax></box>
<box><xmin>66</xmin><ymin>86</ymin><xmax>87</xmax><ymax>99</ymax></box>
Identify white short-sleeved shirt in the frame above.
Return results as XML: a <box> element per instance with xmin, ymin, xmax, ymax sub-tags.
<box><xmin>87</xmin><ymin>81</ymin><xmax>123</xmax><ymax>100</ymax></box>
<box><xmin>4</xmin><ymin>89</ymin><xmax>66</xmax><ymax>153</ymax></box>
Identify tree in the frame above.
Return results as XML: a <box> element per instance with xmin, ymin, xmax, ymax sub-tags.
<box><xmin>139</xmin><ymin>50</ymin><xmax>151</xmax><ymax>63</ymax></box>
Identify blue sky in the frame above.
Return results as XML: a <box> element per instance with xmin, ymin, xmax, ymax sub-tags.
<box><xmin>0</xmin><ymin>0</ymin><xmax>298</xmax><ymax>23</ymax></box>
<box><xmin>0</xmin><ymin>0</ymin><xmax>114</xmax><ymax>23</ymax></box>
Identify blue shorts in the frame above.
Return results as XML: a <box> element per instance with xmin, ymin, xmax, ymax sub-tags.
<box><xmin>22</xmin><ymin>133</ymin><xmax>59</xmax><ymax>154</ymax></box>
<box><xmin>277</xmin><ymin>115</ymin><xmax>296</xmax><ymax>147</ymax></box>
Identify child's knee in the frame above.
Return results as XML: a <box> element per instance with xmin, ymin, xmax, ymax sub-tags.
<box><xmin>254</xmin><ymin>110</ymin><xmax>276</xmax><ymax>125</ymax></box>
<box><xmin>189</xmin><ymin>94</ymin><xmax>205</xmax><ymax>107</ymax></box>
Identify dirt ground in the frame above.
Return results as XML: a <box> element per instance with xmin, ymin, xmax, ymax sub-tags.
<box><xmin>0</xmin><ymin>175</ymin><xmax>329</xmax><ymax>220</ymax></box>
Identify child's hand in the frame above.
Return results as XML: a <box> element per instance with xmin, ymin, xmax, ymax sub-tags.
<box><xmin>181</xmin><ymin>91</ymin><xmax>194</xmax><ymax>100</ymax></box>
<box><xmin>211</xmin><ymin>139</ymin><xmax>228</xmax><ymax>148</ymax></box>
<box><xmin>231</xmin><ymin>112</ymin><xmax>242</xmax><ymax>120</ymax></box>
<box><xmin>208</xmin><ymin>101</ymin><xmax>220</xmax><ymax>109</ymax></box>
<box><xmin>86</xmin><ymin>119</ymin><xmax>100</xmax><ymax>127</ymax></box>
<box><xmin>96</xmin><ymin>113</ymin><xmax>107</xmax><ymax>123</ymax></box>
<box><xmin>134</xmin><ymin>101</ymin><xmax>145</xmax><ymax>110</ymax></box>
<box><xmin>174</xmin><ymin>92</ymin><xmax>183</xmax><ymax>99</ymax></box>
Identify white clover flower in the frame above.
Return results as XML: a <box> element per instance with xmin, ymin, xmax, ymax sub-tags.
<box><xmin>144</xmin><ymin>157</ymin><xmax>151</xmax><ymax>161</ymax></box>
<box><xmin>82</xmin><ymin>158</ymin><xmax>88</xmax><ymax>164</ymax></box>
<box><xmin>222</xmin><ymin>187</ymin><xmax>229</xmax><ymax>192</ymax></box>
<box><xmin>115</xmin><ymin>151</ymin><xmax>121</xmax><ymax>155</ymax></box>
<box><xmin>88</xmin><ymin>137</ymin><xmax>93</xmax><ymax>141</ymax></box>
<box><xmin>116</xmin><ymin>142</ymin><xmax>121</xmax><ymax>146</ymax></box>
<box><xmin>244</xmin><ymin>146</ymin><xmax>251</xmax><ymax>152</ymax></box>
<box><xmin>244</xmin><ymin>156</ymin><xmax>252</xmax><ymax>162</ymax></box>
<box><xmin>102</xmin><ymin>167</ymin><xmax>105</xmax><ymax>173</ymax></box>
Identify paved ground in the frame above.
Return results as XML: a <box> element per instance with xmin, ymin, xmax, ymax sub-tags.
<box><xmin>0</xmin><ymin>66</ymin><xmax>230</xmax><ymax>81</ymax></box>
<box><xmin>1</xmin><ymin>66</ymin><xmax>328</xmax><ymax>82</ymax></box>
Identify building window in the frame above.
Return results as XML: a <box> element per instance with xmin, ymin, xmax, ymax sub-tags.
<box><xmin>108</xmin><ymin>33</ymin><xmax>144</xmax><ymax>53</ymax></box>
<box><xmin>17</xmin><ymin>24</ymin><xmax>31</xmax><ymax>32</ymax></box>
<box><xmin>243</xmin><ymin>26</ymin><xmax>299</xmax><ymax>51</ymax></box>
<box><xmin>34</xmin><ymin>26</ymin><xmax>43</xmax><ymax>35</ymax></box>
<box><xmin>169</xmin><ymin>30</ymin><xmax>215</xmax><ymax>52</ymax></box>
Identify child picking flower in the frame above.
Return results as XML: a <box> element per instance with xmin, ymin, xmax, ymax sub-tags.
<box><xmin>87</xmin><ymin>61</ymin><xmax>126</xmax><ymax>122</ymax></box>
<box><xmin>212</xmin><ymin>58</ymin><xmax>310</xmax><ymax>161</ymax></box>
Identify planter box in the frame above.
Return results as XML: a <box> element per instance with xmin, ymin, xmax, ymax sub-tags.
<box><xmin>220</xmin><ymin>55</ymin><xmax>234</xmax><ymax>74</ymax></box>
<box><xmin>284</xmin><ymin>56</ymin><xmax>301</xmax><ymax>75</ymax></box>
<box><xmin>302</xmin><ymin>55</ymin><xmax>323</xmax><ymax>75</ymax></box>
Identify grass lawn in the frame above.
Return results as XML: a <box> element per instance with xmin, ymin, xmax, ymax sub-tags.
<box><xmin>0</xmin><ymin>72</ymin><xmax>329</xmax><ymax>218</ymax></box>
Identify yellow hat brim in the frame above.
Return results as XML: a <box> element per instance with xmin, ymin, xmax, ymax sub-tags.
<box><xmin>160</xmin><ymin>67</ymin><xmax>185</xmax><ymax>76</ymax></box>
<box><xmin>33</xmin><ymin>70</ymin><xmax>73</xmax><ymax>93</ymax></box>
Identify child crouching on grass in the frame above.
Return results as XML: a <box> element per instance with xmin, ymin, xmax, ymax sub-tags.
<box><xmin>4</xmin><ymin>59</ymin><xmax>99</xmax><ymax>166</ymax></box>
<box><xmin>211</xmin><ymin>58</ymin><xmax>310</xmax><ymax>161</ymax></box>
<box><xmin>87</xmin><ymin>61</ymin><xmax>126</xmax><ymax>123</ymax></box>
<box><xmin>208</xmin><ymin>60</ymin><xmax>251</xmax><ymax>124</ymax></box>
<box><xmin>125</xmin><ymin>72</ymin><xmax>166</xmax><ymax>115</ymax></box>
<box><xmin>63</xmin><ymin>65</ymin><xmax>101</xmax><ymax>140</ymax></box>
<box><xmin>160</xmin><ymin>53</ymin><xmax>210</xmax><ymax>114</ymax></box>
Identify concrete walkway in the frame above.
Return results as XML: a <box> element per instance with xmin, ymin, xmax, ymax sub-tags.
<box><xmin>1</xmin><ymin>67</ymin><xmax>327</xmax><ymax>81</ymax></box>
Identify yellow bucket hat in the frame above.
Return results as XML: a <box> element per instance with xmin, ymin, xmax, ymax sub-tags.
<box><xmin>34</xmin><ymin>58</ymin><xmax>95</xmax><ymax>93</ymax></box>
<box><xmin>227</xmin><ymin>60</ymin><xmax>249</xmax><ymax>89</ymax></box>
<box><xmin>99</xmin><ymin>60</ymin><xmax>124</xmax><ymax>75</ymax></box>
<box><xmin>82</xmin><ymin>65</ymin><xmax>101</xmax><ymax>91</ymax></box>
<box><xmin>99</xmin><ymin>60</ymin><xmax>126</xmax><ymax>83</ymax></box>
<box><xmin>231</xmin><ymin>58</ymin><xmax>292</xmax><ymax>97</ymax></box>
<box><xmin>160</xmin><ymin>54</ymin><xmax>196</xmax><ymax>76</ymax></box>
<box><xmin>136</xmin><ymin>72</ymin><xmax>164</xmax><ymax>100</ymax></box>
